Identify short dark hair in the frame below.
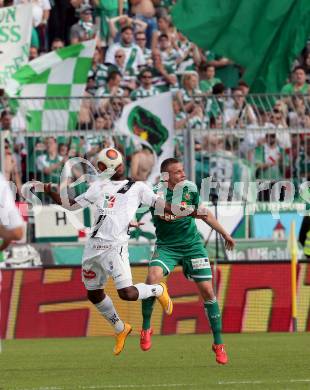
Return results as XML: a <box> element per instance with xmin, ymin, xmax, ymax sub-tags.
<box><xmin>293</xmin><ymin>65</ymin><xmax>306</xmax><ymax>74</ymax></box>
<box><xmin>159</xmin><ymin>33</ymin><xmax>169</xmax><ymax>40</ymax></box>
<box><xmin>160</xmin><ymin>158</ymin><xmax>179</xmax><ymax>172</ymax></box>
<box><xmin>121</xmin><ymin>26</ymin><xmax>133</xmax><ymax>34</ymax></box>
<box><xmin>139</xmin><ymin>67</ymin><xmax>153</xmax><ymax>80</ymax></box>
<box><xmin>212</xmin><ymin>83</ymin><xmax>225</xmax><ymax>95</ymax></box>
<box><xmin>1</xmin><ymin>109</ymin><xmax>11</xmax><ymax>119</ymax></box>
<box><xmin>238</xmin><ymin>80</ymin><xmax>249</xmax><ymax>89</ymax></box>
<box><xmin>52</xmin><ymin>38</ymin><xmax>64</xmax><ymax>44</ymax></box>
<box><xmin>200</xmin><ymin>63</ymin><xmax>215</xmax><ymax>72</ymax></box>
<box><xmin>107</xmin><ymin>70</ymin><xmax>122</xmax><ymax>82</ymax></box>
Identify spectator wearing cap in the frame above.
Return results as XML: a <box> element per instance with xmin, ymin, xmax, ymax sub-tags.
<box><xmin>135</xmin><ymin>31</ymin><xmax>152</xmax><ymax>66</ymax></box>
<box><xmin>150</xmin><ymin>49</ymin><xmax>177</xmax><ymax>92</ymax></box>
<box><xmin>130</xmin><ymin>68</ymin><xmax>159</xmax><ymax>100</ymax></box>
<box><xmin>281</xmin><ymin>66</ymin><xmax>310</xmax><ymax>95</ymax></box>
<box><xmin>70</xmin><ymin>4</ymin><xmax>97</xmax><ymax>42</ymax></box>
<box><xmin>105</xmin><ymin>26</ymin><xmax>146</xmax><ymax>72</ymax></box>
<box><xmin>130</xmin><ymin>0</ymin><xmax>157</xmax><ymax>48</ymax></box>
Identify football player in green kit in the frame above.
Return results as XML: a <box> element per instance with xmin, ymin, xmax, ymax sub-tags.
<box><xmin>140</xmin><ymin>158</ymin><xmax>235</xmax><ymax>365</ymax></box>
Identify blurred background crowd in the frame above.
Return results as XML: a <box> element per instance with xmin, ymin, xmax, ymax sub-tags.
<box><xmin>0</xmin><ymin>0</ymin><xmax>310</xmax><ymax>197</ymax></box>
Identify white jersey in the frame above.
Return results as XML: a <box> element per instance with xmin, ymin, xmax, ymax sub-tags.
<box><xmin>75</xmin><ymin>179</ymin><xmax>158</xmax><ymax>245</ymax></box>
<box><xmin>0</xmin><ymin>173</ymin><xmax>23</xmax><ymax>230</ymax></box>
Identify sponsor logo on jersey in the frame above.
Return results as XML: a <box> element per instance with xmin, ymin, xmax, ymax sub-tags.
<box><xmin>107</xmin><ymin>195</ymin><xmax>116</xmax><ymax>208</ymax></box>
<box><xmin>184</xmin><ymin>193</ymin><xmax>191</xmax><ymax>200</ymax></box>
<box><xmin>82</xmin><ymin>269</ymin><xmax>96</xmax><ymax>279</ymax></box>
<box><xmin>100</xmin><ymin>195</ymin><xmax>116</xmax><ymax>212</ymax></box>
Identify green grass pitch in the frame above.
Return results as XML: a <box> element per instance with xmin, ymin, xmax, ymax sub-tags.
<box><xmin>0</xmin><ymin>333</ymin><xmax>309</xmax><ymax>390</ymax></box>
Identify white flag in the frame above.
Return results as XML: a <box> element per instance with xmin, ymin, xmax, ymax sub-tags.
<box><xmin>115</xmin><ymin>92</ymin><xmax>174</xmax><ymax>183</ymax></box>
<box><xmin>0</xmin><ymin>4</ymin><xmax>32</xmax><ymax>88</ymax></box>
<box><xmin>6</xmin><ymin>40</ymin><xmax>96</xmax><ymax>132</ymax></box>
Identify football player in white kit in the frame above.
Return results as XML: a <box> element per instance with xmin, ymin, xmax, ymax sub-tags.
<box><xmin>39</xmin><ymin>148</ymin><xmax>174</xmax><ymax>355</ymax></box>
<box><xmin>0</xmin><ymin>173</ymin><xmax>24</xmax><ymax>251</ymax></box>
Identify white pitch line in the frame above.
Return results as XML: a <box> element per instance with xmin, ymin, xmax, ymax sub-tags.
<box><xmin>10</xmin><ymin>380</ymin><xmax>310</xmax><ymax>390</ymax></box>
<box><xmin>218</xmin><ymin>379</ymin><xmax>310</xmax><ymax>385</ymax></box>
<box><xmin>9</xmin><ymin>384</ymin><xmax>190</xmax><ymax>390</ymax></box>
<box><xmin>79</xmin><ymin>385</ymin><xmax>190</xmax><ymax>389</ymax></box>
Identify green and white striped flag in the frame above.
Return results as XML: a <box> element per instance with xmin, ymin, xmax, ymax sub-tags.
<box><xmin>6</xmin><ymin>40</ymin><xmax>96</xmax><ymax>132</ymax></box>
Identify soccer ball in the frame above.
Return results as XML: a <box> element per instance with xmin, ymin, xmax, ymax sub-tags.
<box><xmin>97</xmin><ymin>147</ymin><xmax>123</xmax><ymax>169</ymax></box>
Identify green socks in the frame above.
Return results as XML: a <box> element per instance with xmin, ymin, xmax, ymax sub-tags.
<box><xmin>204</xmin><ymin>298</ymin><xmax>223</xmax><ymax>345</ymax></box>
<box><xmin>142</xmin><ymin>297</ymin><xmax>155</xmax><ymax>330</ymax></box>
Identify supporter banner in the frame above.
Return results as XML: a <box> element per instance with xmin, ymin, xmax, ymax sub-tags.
<box><xmin>115</xmin><ymin>92</ymin><xmax>174</xmax><ymax>183</ymax></box>
<box><xmin>6</xmin><ymin>39</ymin><xmax>96</xmax><ymax>131</ymax></box>
<box><xmin>33</xmin><ymin>205</ymin><xmax>85</xmax><ymax>242</ymax></box>
<box><xmin>0</xmin><ymin>4</ymin><xmax>32</xmax><ymax>88</ymax></box>
<box><xmin>1</xmin><ymin>263</ymin><xmax>309</xmax><ymax>338</ymax></box>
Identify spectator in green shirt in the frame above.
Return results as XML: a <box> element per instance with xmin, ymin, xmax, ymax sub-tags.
<box><xmin>281</xmin><ymin>66</ymin><xmax>310</xmax><ymax>95</ymax></box>
<box><xmin>200</xmin><ymin>64</ymin><xmax>221</xmax><ymax>94</ymax></box>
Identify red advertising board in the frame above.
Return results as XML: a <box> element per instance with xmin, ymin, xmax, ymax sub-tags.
<box><xmin>1</xmin><ymin>263</ymin><xmax>309</xmax><ymax>338</ymax></box>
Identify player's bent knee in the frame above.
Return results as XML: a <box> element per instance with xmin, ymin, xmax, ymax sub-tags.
<box><xmin>146</xmin><ymin>267</ymin><xmax>163</xmax><ymax>284</ymax></box>
<box><xmin>87</xmin><ymin>289</ymin><xmax>105</xmax><ymax>304</ymax></box>
<box><xmin>117</xmin><ymin>286</ymin><xmax>138</xmax><ymax>301</ymax></box>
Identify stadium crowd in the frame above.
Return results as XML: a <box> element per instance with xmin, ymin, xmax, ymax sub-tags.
<box><xmin>0</xmin><ymin>0</ymin><xmax>310</xmax><ymax>193</ymax></box>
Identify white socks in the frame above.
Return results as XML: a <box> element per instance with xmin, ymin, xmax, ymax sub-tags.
<box><xmin>95</xmin><ymin>295</ymin><xmax>124</xmax><ymax>334</ymax></box>
<box><xmin>134</xmin><ymin>283</ymin><xmax>164</xmax><ymax>299</ymax></box>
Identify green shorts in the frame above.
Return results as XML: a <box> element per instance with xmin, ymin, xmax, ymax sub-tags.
<box><xmin>150</xmin><ymin>242</ymin><xmax>212</xmax><ymax>282</ymax></box>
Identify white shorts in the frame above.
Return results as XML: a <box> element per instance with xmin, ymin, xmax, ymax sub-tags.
<box><xmin>81</xmin><ymin>239</ymin><xmax>132</xmax><ymax>290</ymax></box>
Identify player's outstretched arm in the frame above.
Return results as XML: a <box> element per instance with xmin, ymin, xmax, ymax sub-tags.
<box><xmin>33</xmin><ymin>182</ymin><xmax>80</xmax><ymax>210</ymax></box>
<box><xmin>195</xmin><ymin>207</ymin><xmax>235</xmax><ymax>251</ymax></box>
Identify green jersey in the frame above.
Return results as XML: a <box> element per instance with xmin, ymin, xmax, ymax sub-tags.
<box><xmin>152</xmin><ymin>181</ymin><xmax>202</xmax><ymax>248</ymax></box>
<box><xmin>281</xmin><ymin>82</ymin><xmax>309</xmax><ymax>94</ymax></box>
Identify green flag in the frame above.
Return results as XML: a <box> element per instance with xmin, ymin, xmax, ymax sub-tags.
<box><xmin>6</xmin><ymin>40</ymin><xmax>96</xmax><ymax>131</ymax></box>
<box><xmin>172</xmin><ymin>0</ymin><xmax>310</xmax><ymax>92</ymax></box>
